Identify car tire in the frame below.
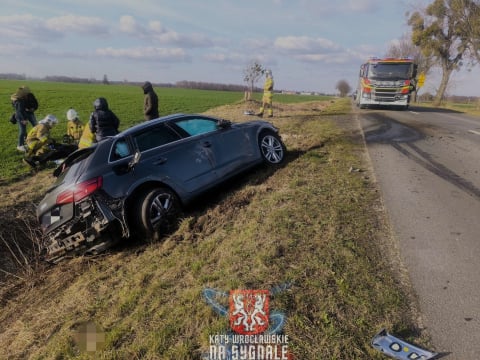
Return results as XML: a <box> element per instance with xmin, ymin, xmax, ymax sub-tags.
<box><xmin>132</xmin><ymin>187</ymin><xmax>180</xmax><ymax>241</ymax></box>
<box><xmin>259</xmin><ymin>130</ymin><xmax>286</xmax><ymax>165</ymax></box>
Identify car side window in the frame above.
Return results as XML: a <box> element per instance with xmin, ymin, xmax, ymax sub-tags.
<box><xmin>111</xmin><ymin>138</ymin><xmax>132</xmax><ymax>161</ymax></box>
<box><xmin>174</xmin><ymin>118</ymin><xmax>218</xmax><ymax>136</ymax></box>
<box><xmin>134</xmin><ymin>125</ymin><xmax>181</xmax><ymax>152</ymax></box>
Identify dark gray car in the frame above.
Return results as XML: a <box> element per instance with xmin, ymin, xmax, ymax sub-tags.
<box><xmin>37</xmin><ymin>113</ymin><xmax>286</xmax><ymax>262</ymax></box>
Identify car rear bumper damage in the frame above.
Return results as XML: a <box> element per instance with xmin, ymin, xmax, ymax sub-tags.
<box><xmin>43</xmin><ymin>195</ymin><xmax>128</xmax><ymax>263</ymax></box>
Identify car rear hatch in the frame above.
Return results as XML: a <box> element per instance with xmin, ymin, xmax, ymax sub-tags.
<box><xmin>37</xmin><ymin>148</ymin><xmax>97</xmax><ymax>233</ymax></box>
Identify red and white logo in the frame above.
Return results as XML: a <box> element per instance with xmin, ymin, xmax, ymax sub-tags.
<box><xmin>229</xmin><ymin>289</ymin><xmax>269</xmax><ymax>335</ymax></box>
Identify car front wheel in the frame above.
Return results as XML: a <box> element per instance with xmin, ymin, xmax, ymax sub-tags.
<box><xmin>259</xmin><ymin>131</ymin><xmax>286</xmax><ymax>165</ymax></box>
<box><xmin>132</xmin><ymin>187</ymin><xmax>180</xmax><ymax>241</ymax></box>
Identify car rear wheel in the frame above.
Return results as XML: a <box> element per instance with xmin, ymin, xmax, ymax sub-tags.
<box><xmin>259</xmin><ymin>130</ymin><xmax>286</xmax><ymax>165</ymax></box>
<box><xmin>132</xmin><ymin>187</ymin><xmax>180</xmax><ymax>241</ymax></box>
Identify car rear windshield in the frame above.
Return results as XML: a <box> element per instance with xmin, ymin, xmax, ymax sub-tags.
<box><xmin>53</xmin><ymin>147</ymin><xmax>95</xmax><ymax>180</ymax></box>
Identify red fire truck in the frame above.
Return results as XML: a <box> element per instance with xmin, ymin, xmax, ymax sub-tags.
<box><xmin>356</xmin><ymin>57</ymin><xmax>418</xmax><ymax>110</ymax></box>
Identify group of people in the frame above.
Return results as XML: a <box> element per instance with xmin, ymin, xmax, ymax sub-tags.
<box><xmin>10</xmin><ymin>81</ymin><xmax>159</xmax><ymax>171</ymax></box>
<box><xmin>9</xmin><ymin>72</ymin><xmax>273</xmax><ymax>171</ymax></box>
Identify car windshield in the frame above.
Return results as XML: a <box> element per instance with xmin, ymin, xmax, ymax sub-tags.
<box><xmin>367</xmin><ymin>63</ymin><xmax>412</xmax><ymax>80</ymax></box>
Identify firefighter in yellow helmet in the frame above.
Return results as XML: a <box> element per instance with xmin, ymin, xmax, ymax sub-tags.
<box><xmin>23</xmin><ymin>114</ymin><xmax>78</xmax><ymax>171</ymax></box>
<box><xmin>23</xmin><ymin>114</ymin><xmax>58</xmax><ymax>169</ymax></box>
<box><xmin>65</xmin><ymin>108</ymin><xmax>84</xmax><ymax>144</ymax></box>
<box><xmin>257</xmin><ymin>69</ymin><xmax>274</xmax><ymax>117</ymax></box>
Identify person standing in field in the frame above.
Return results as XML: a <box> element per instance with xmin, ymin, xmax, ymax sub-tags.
<box><xmin>257</xmin><ymin>70</ymin><xmax>274</xmax><ymax>118</ymax></box>
<box><xmin>142</xmin><ymin>81</ymin><xmax>159</xmax><ymax>121</ymax></box>
<box><xmin>89</xmin><ymin>97</ymin><xmax>120</xmax><ymax>142</ymax></box>
<box><xmin>65</xmin><ymin>108</ymin><xmax>84</xmax><ymax>144</ymax></box>
<box><xmin>10</xmin><ymin>86</ymin><xmax>38</xmax><ymax>151</ymax></box>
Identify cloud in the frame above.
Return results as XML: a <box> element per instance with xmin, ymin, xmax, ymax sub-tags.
<box><xmin>46</xmin><ymin>15</ymin><xmax>108</xmax><ymax>35</ymax></box>
<box><xmin>0</xmin><ymin>14</ymin><xmax>59</xmax><ymax>41</ymax></box>
<box><xmin>294</xmin><ymin>52</ymin><xmax>355</xmax><ymax>64</ymax></box>
<box><xmin>119</xmin><ymin>15</ymin><xmax>142</xmax><ymax>34</ymax></box>
<box><xmin>272</xmin><ymin>35</ymin><xmax>366</xmax><ymax>65</ymax></box>
<box><xmin>203</xmin><ymin>52</ymin><xmax>246</xmax><ymax>64</ymax></box>
<box><xmin>274</xmin><ymin>36</ymin><xmax>342</xmax><ymax>54</ymax></box>
<box><xmin>118</xmin><ymin>15</ymin><xmax>214</xmax><ymax>48</ymax></box>
<box><xmin>152</xmin><ymin>31</ymin><xmax>213</xmax><ymax>47</ymax></box>
<box><xmin>0</xmin><ymin>14</ymin><xmax>108</xmax><ymax>42</ymax></box>
<box><xmin>95</xmin><ymin>46</ymin><xmax>190</xmax><ymax>62</ymax></box>
<box><xmin>149</xmin><ymin>20</ymin><xmax>166</xmax><ymax>33</ymax></box>
<box><xmin>242</xmin><ymin>38</ymin><xmax>273</xmax><ymax>51</ymax></box>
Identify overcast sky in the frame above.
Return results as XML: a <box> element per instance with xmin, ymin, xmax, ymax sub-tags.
<box><xmin>1</xmin><ymin>0</ymin><xmax>479</xmax><ymax>96</ymax></box>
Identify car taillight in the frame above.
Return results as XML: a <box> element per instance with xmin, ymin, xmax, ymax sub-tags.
<box><xmin>56</xmin><ymin>176</ymin><xmax>103</xmax><ymax>205</ymax></box>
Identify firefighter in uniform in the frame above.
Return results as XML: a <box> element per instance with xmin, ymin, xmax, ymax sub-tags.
<box><xmin>78</xmin><ymin>126</ymin><xmax>95</xmax><ymax>149</ymax></box>
<box><xmin>65</xmin><ymin>108</ymin><xmax>84</xmax><ymax>144</ymax></box>
<box><xmin>23</xmin><ymin>114</ymin><xmax>58</xmax><ymax>169</ymax></box>
<box><xmin>257</xmin><ymin>69</ymin><xmax>274</xmax><ymax>117</ymax></box>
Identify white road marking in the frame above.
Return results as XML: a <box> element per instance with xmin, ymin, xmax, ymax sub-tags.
<box><xmin>468</xmin><ymin>129</ymin><xmax>480</xmax><ymax>136</ymax></box>
<box><xmin>410</xmin><ymin>111</ymin><xmax>420</xmax><ymax>115</ymax></box>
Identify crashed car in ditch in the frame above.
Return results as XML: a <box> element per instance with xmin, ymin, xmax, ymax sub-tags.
<box><xmin>36</xmin><ymin>113</ymin><xmax>286</xmax><ymax>262</ymax></box>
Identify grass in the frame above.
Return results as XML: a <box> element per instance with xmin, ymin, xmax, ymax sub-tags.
<box><xmin>415</xmin><ymin>99</ymin><xmax>480</xmax><ymax>117</ymax></box>
<box><xmin>0</xmin><ymin>97</ymin><xmax>427</xmax><ymax>359</ymax></box>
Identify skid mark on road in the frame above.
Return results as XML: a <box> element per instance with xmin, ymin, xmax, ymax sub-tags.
<box><xmin>391</xmin><ymin>142</ymin><xmax>480</xmax><ymax>200</ymax></box>
<box><xmin>363</xmin><ymin>113</ymin><xmax>480</xmax><ymax>200</ymax></box>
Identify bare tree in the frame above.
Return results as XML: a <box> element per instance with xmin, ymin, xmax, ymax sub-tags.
<box><xmin>386</xmin><ymin>34</ymin><xmax>433</xmax><ymax>101</ymax></box>
<box><xmin>336</xmin><ymin>79</ymin><xmax>352</xmax><ymax>97</ymax></box>
<box><xmin>386</xmin><ymin>33</ymin><xmax>433</xmax><ymax>78</ymax></box>
<box><xmin>243</xmin><ymin>60</ymin><xmax>264</xmax><ymax>100</ymax></box>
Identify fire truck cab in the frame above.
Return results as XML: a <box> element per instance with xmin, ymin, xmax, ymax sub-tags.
<box><xmin>356</xmin><ymin>57</ymin><xmax>417</xmax><ymax>110</ymax></box>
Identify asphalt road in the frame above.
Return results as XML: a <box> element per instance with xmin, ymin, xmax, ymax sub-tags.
<box><xmin>358</xmin><ymin>105</ymin><xmax>480</xmax><ymax>360</ymax></box>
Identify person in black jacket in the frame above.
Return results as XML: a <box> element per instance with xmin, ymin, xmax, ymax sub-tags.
<box><xmin>142</xmin><ymin>81</ymin><xmax>159</xmax><ymax>121</ymax></box>
<box><xmin>10</xmin><ymin>86</ymin><xmax>38</xmax><ymax>151</ymax></box>
<box><xmin>89</xmin><ymin>97</ymin><xmax>120</xmax><ymax>141</ymax></box>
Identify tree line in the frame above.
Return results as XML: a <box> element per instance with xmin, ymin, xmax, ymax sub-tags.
<box><xmin>0</xmin><ymin>73</ymin><xmax>265</xmax><ymax>93</ymax></box>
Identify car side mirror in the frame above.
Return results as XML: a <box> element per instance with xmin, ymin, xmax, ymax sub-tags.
<box><xmin>128</xmin><ymin>150</ymin><xmax>141</xmax><ymax>169</ymax></box>
<box><xmin>114</xmin><ymin>150</ymin><xmax>141</xmax><ymax>175</ymax></box>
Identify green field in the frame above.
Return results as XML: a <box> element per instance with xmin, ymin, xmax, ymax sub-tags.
<box><xmin>0</xmin><ymin>80</ymin><xmax>327</xmax><ymax>182</ymax></box>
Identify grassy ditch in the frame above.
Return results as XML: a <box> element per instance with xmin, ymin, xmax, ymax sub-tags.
<box><xmin>0</xmin><ymin>98</ymin><xmax>425</xmax><ymax>359</ymax></box>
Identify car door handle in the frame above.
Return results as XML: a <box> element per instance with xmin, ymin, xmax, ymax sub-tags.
<box><xmin>203</xmin><ymin>141</ymin><xmax>212</xmax><ymax>148</ymax></box>
<box><xmin>153</xmin><ymin>157</ymin><xmax>167</xmax><ymax>165</ymax></box>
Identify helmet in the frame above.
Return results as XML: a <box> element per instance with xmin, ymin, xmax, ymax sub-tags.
<box><xmin>93</xmin><ymin>97</ymin><xmax>108</xmax><ymax>110</ymax></box>
<box><xmin>66</xmin><ymin>108</ymin><xmax>78</xmax><ymax>121</ymax></box>
<box><xmin>265</xmin><ymin>69</ymin><xmax>272</xmax><ymax>77</ymax></box>
<box><xmin>41</xmin><ymin>114</ymin><xmax>58</xmax><ymax>127</ymax></box>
